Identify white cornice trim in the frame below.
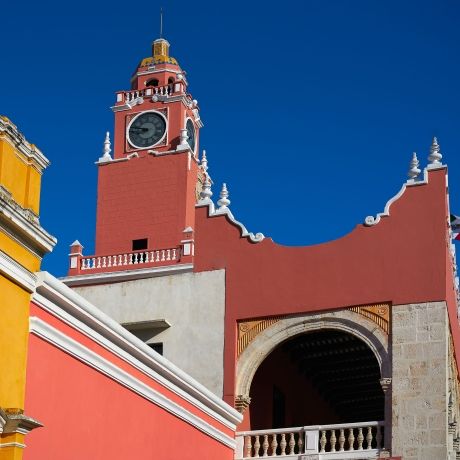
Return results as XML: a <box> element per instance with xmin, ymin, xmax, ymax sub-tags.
<box><xmin>0</xmin><ymin>442</ymin><xmax>26</xmax><ymax>449</ymax></box>
<box><xmin>0</xmin><ymin>187</ymin><xmax>56</xmax><ymax>255</ymax></box>
<box><xmin>61</xmin><ymin>263</ymin><xmax>194</xmax><ymax>286</ymax></box>
<box><xmin>196</xmin><ymin>201</ymin><xmax>265</xmax><ymax>243</ymax></box>
<box><xmin>364</xmin><ymin>165</ymin><xmax>446</xmax><ymax>226</ymax></box>
<box><xmin>0</xmin><ymin>250</ymin><xmax>36</xmax><ymax>292</ymax></box>
<box><xmin>33</xmin><ymin>272</ymin><xmax>241</xmax><ymax>428</ymax></box>
<box><xmin>29</xmin><ymin>317</ymin><xmax>236</xmax><ymax>449</ymax></box>
<box><xmin>0</xmin><ymin>117</ymin><xmax>49</xmax><ymax>171</ymax></box>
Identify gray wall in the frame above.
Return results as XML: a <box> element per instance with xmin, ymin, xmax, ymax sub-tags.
<box><xmin>72</xmin><ymin>269</ymin><xmax>226</xmax><ymax>397</ymax></box>
<box><xmin>392</xmin><ymin>301</ymin><xmax>449</xmax><ymax>460</ymax></box>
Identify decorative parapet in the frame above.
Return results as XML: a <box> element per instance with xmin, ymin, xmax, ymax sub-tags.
<box><xmin>365</xmin><ymin>140</ymin><xmax>446</xmax><ymax>227</ymax></box>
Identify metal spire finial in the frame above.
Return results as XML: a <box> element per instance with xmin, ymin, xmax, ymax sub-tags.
<box><xmin>160</xmin><ymin>7</ymin><xmax>163</xmax><ymax>38</ymax></box>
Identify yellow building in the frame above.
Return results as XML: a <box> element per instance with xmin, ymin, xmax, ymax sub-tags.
<box><xmin>0</xmin><ymin>116</ymin><xmax>55</xmax><ymax>459</ymax></box>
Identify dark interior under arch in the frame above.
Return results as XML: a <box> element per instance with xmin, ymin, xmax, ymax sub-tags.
<box><xmin>249</xmin><ymin>329</ymin><xmax>384</xmax><ymax>430</ymax></box>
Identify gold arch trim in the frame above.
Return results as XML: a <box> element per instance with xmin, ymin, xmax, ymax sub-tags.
<box><xmin>237</xmin><ymin>303</ymin><xmax>390</xmax><ymax>357</ymax></box>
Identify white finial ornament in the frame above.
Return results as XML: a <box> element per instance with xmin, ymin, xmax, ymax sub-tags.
<box><xmin>201</xmin><ymin>150</ymin><xmax>208</xmax><ymax>173</ymax></box>
<box><xmin>200</xmin><ymin>176</ymin><xmax>213</xmax><ymax>201</ymax></box>
<box><xmin>428</xmin><ymin>137</ymin><xmax>442</xmax><ymax>165</ymax></box>
<box><xmin>98</xmin><ymin>132</ymin><xmax>112</xmax><ymax>162</ymax></box>
<box><xmin>217</xmin><ymin>183</ymin><xmax>231</xmax><ymax>210</ymax></box>
<box><xmin>408</xmin><ymin>152</ymin><xmax>421</xmax><ymax>180</ymax></box>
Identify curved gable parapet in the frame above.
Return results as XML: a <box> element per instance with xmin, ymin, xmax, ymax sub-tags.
<box><xmin>196</xmin><ymin>199</ymin><xmax>265</xmax><ymax>243</ymax></box>
<box><xmin>363</xmin><ymin>166</ymin><xmax>442</xmax><ymax>227</ymax></box>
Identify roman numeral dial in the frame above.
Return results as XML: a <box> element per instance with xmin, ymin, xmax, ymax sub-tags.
<box><xmin>128</xmin><ymin>112</ymin><xmax>166</xmax><ymax>149</ymax></box>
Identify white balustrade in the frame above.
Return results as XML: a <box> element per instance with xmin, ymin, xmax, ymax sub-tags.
<box><xmin>235</xmin><ymin>421</ymin><xmax>384</xmax><ymax>459</ymax></box>
<box><xmin>80</xmin><ymin>247</ymin><xmax>178</xmax><ymax>272</ymax></box>
<box><xmin>122</xmin><ymin>84</ymin><xmax>175</xmax><ymax>103</ymax></box>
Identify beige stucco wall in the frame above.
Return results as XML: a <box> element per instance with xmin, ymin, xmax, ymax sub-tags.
<box><xmin>392</xmin><ymin>301</ymin><xmax>449</xmax><ymax>460</ymax></box>
<box><xmin>72</xmin><ymin>269</ymin><xmax>226</xmax><ymax>397</ymax></box>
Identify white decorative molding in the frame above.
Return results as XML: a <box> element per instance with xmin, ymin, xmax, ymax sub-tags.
<box><xmin>0</xmin><ymin>442</ymin><xmax>26</xmax><ymax>449</ymax></box>
<box><xmin>197</xmin><ymin>200</ymin><xmax>265</xmax><ymax>243</ymax></box>
<box><xmin>0</xmin><ymin>116</ymin><xmax>49</xmax><ymax>171</ymax></box>
<box><xmin>363</xmin><ymin>166</ymin><xmax>444</xmax><ymax>226</ymax></box>
<box><xmin>0</xmin><ymin>250</ymin><xmax>36</xmax><ymax>292</ymax></box>
<box><xmin>407</xmin><ymin>152</ymin><xmax>421</xmax><ymax>180</ymax></box>
<box><xmin>29</xmin><ymin>316</ymin><xmax>236</xmax><ymax>449</ymax></box>
<box><xmin>61</xmin><ymin>263</ymin><xmax>194</xmax><ymax>286</ymax></box>
<box><xmin>427</xmin><ymin>136</ymin><xmax>443</xmax><ymax>168</ymax></box>
<box><xmin>33</xmin><ymin>271</ymin><xmax>241</xmax><ymax>429</ymax></box>
<box><xmin>97</xmin><ymin>131</ymin><xmax>112</xmax><ymax>164</ymax></box>
<box><xmin>0</xmin><ymin>185</ymin><xmax>56</xmax><ymax>255</ymax></box>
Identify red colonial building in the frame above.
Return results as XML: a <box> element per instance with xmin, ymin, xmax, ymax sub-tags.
<box><xmin>50</xmin><ymin>35</ymin><xmax>460</xmax><ymax>459</ymax></box>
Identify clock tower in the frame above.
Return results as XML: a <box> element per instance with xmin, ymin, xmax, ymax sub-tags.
<box><xmin>68</xmin><ymin>38</ymin><xmax>203</xmax><ymax>276</ymax></box>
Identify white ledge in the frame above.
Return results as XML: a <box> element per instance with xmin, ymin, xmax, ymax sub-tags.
<box><xmin>61</xmin><ymin>263</ymin><xmax>194</xmax><ymax>287</ymax></box>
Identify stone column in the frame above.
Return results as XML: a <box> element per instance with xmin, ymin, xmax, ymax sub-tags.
<box><xmin>380</xmin><ymin>377</ymin><xmax>392</xmax><ymax>455</ymax></box>
<box><xmin>391</xmin><ymin>302</ymin><xmax>449</xmax><ymax>460</ymax></box>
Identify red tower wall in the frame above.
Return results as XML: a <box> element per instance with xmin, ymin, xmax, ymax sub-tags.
<box><xmin>95</xmin><ymin>153</ymin><xmax>197</xmax><ymax>255</ymax></box>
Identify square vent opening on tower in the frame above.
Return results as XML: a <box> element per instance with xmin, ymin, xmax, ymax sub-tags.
<box><xmin>132</xmin><ymin>238</ymin><xmax>148</xmax><ymax>251</ymax></box>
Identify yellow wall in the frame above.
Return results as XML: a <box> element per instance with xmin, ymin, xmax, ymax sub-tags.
<box><xmin>0</xmin><ymin>139</ymin><xmax>42</xmax><ymax>214</ymax></box>
<box><xmin>0</xmin><ymin>117</ymin><xmax>53</xmax><ymax>459</ymax></box>
<box><xmin>0</xmin><ymin>276</ymin><xmax>31</xmax><ymax>409</ymax></box>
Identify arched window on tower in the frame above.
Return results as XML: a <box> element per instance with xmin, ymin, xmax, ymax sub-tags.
<box><xmin>168</xmin><ymin>77</ymin><xmax>174</xmax><ymax>85</ymax></box>
<box><xmin>146</xmin><ymin>78</ymin><xmax>159</xmax><ymax>87</ymax></box>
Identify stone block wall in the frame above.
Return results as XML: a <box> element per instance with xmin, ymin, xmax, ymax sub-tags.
<box><xmin>392</xmin><ymin>301</ymin><xmax>449</xmax><ymax>460</ymax></box>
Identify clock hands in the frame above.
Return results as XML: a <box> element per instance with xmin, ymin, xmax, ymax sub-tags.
<box><xmin>130</xmin><ymin>127</ymin><xmax>150</xmax><ymax>133</ymax></box>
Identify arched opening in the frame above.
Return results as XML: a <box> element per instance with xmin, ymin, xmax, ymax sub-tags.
<box><xmin>249</xmin><ymin>329</ymin><xmax>384</xmax><ymax>430</ymax></box>
<box><xmin>146</xmin><ymin>78</ymin><xmax>159</xmax><ymax>87</ymax></box>
<box><xmin>167</xmin><ymin>77</ymin><xmax>175</xmax><ymax>85</ymax></box>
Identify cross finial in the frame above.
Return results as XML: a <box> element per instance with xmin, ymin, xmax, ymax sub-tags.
<box><xmin>428</xmin><ymin>136</ymin><xmax>442</xmax><ymax>165</ymax></box>
<box><xmin>408</xmin><ymin>152</ymin><xmax>421</xmax><ymax>180</ymax></box>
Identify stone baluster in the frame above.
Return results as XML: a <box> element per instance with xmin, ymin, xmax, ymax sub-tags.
<box><xmin>319</xmin><ymin>430</ymin><xmax>327</xmax><ymax>453</ymax></box>
<box><xmin>366</xmin><ymin>426</ymin><xmax>373</xmax><ymax>449</ymax></box>
<box><xmin>102</xmin><ymin>256</ymin><xmax>106</xmax><ymax>267</ymax></box>
<box><xmin>113</xmin><ymin>255</ymin><xmax>117</xmax><ymax>266</ymax></box>
<box><xmin>91</xmin><ymin>257</ymin><xmax>96</xmax><ymax>269</ymax></box>
<box><xmin>297</xmin><ymin>433</ymin><xmax>303</xmax><ymax>453</ymax></box>
<box><xmin>156</xmin><ymin>251</ymin><xmax>160</xmax><ymax>262</ymax></box>
<box><xmin>118</xmin><ymin>254</ymin><xmax>123</xmax><ymax>265</ymax></box>
<box><xmin>348</xmin><ymin>428</ymin><xmax>355</xmax><ymax>451</ymax></box>
<box><xmin>167</xmin><ymin>249</ymin><xmax>171</xmax><ymax>260</ymax></box>
<box><xmin>133</xmin><ymin>253</ymin><xmax>138</xmax><ymax>264</ymax></box>
<box><xmin>253</xmin><ymin>435</ymin><xmax>260</xmax><ymax>457</ymax></box>
<box><xmin>279</xmin><ymin>433</ymin><xmax>287</xmax><ymax>455</ymax></box>
<box><xmin>172</xmin><ymin>248</ymin><xmax>177</xmax><ymax>259</ymax></box>
<box><xmin>338</xmin><ymin>429</ymin><xmax>345</xmax><ymax>451</ymax></box>
<box><xmin>262</xmin><ymin>434</ymin><xmax>269</xmax><ymax>457</ymax></box>
<box><xmin>245</xmin><ymin>436</ymin><xmax>252</xmax><ymax>458</ymax></box>
<box><xmin>96</xmin><ymin>257</ymin><xmax>101</xmax><ymax>268</ymax></box>
<box><xmin>357</xmin><ymin>427</ymin><xmax>364</xmax><ymax>450</ymax></box>
<box><xmin>330</xmin><ymin>429</ymin><xmax>337</xmax><ymax>452</ymax></box>
<box><xmin>288</xmin><ymin>432</ymin><xmax>295</xmax><ymax>454</ymax></box>
<box><xmin>123</xmin><ymin>254</ymin><xmax>127</xmax><ymax>265</ymax></box>
<box><xmin>161</xmin><ymin>250</ymin><xmax>165</xmax><ymax>261</ymax></box>
<box><xmin>271</xmin><ymin>434</ymin><xmax>278</xmax><ymax>456</ymax></box>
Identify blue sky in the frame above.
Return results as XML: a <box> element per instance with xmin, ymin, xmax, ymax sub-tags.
<box><xmin>2</xmin><ymin>0</ymin><xmax>459</xmax><ymax>276</ymax></box>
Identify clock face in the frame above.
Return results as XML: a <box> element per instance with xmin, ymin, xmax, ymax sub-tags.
<box><xmin>186</xmin><ymin>119</ymin><xmax>196</xmax><ymax>152</ymax></box>
<box><xmin>128</xmin><ymin>112</ymin><xmax>166</xmax><ymax>149</ymax></box>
